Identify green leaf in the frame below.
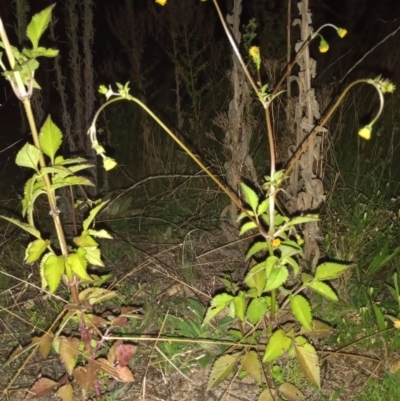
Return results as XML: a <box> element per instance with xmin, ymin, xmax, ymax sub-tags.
<box><xmin>244</xmin><ymin>262</ymin><xmax>267</xmax><ymax>297</ymax></box>
<box><xmin>246</xmin><ymin>241</ymin><xmax>268</xmax><ymax>260</ymax></box>
<box><xmin>54</xmin><ymin>156</ymin><xmax>87</xmax><ymax>165</ymax></box>
<box><xmin>25</xmin><ymin>238</ymin><xmax>49</xmax><ymax>263</ymax></box>
<box><xmin>281</xmin><ymin>256</ymin><xmax>299</xmax><ymax>275</ymax></box>
<box><xmin>264</xmin><ymin>266</ymin><xmax>288</xmax><ymax>292</ymax></box>
<box><xmin>246</xmin><ymin>297</ymin><xmax>269</xmax><ymax>325</ymax></box>
<box><xmin>241</xmin><ymin>351</ymin><xmax>262</xmax><ymax>384</ymax></box>
<box><xmin>207</xmin><ymin>353</ymin><xmax>240</xmax><ymax>390</ymax></box>
<box><xmin>372</xmin><ymin>302</ymin><xmax>386</xmax><ymax>331</ymax></box>
<box><xmin>263</xmin><ymin>329</ymin><xmax>291</xmax><ymax>362</ymax></box>
<box><xmin>239</xmin><ymin>221</ymin><xmax>258</xmax><ymax>236</ymax></box>
<box><xmin>0</xmin><ymin>216</ymin><xmax>41</xmax><ymax>239</ymax></box>
<box><xmin>290</xmin><ymin>295</ymin><xmax>312</xmax><ymax>330</ymax></box>
<box><xmin>241</xmin><ymin>183</ymin><xmax>259</xmax><ymax>212</ymax></box>
<box><xmin>15</xmin><ymin>143</ymin><xmax>41</xmax><ymax>171</ymax></box>
<box><xmin>39</xmin><ymin>115</ymin><xmax>63</xmax><ymax>163</ymax></box>
<box><xmin>51</xmin><ymin>176</ymin><xmax>94</xmax><ymax>190</ymax></box>
<box><xmin>301</xmin><ymin>273</ymin><xmax>313</xmax><ymax>285</ymax></box>
<box><xmin>83</xmin><ymin>201</ymin><xmax>109</xmax><ymax>231</ymax></box>
<box><xmin>280</xmin><ymin>242</ymin><xmax>302</xmax><ymax>258</ymax></box>
<box><xmin>26</xmin><ymin>4</ymin><xmax>56</xmax><ymax>49</ymax></box>
<box><xmin>66</xmin><ymin>250</ymin><xmax>90</xmax><ymax>280</ymax></box>
<box><xmin>83</xmin><ymin>246</ymin><xmax>104</xmax><ymax>267</ymax></box>
<box><xmin>367</xmin><ymin>244</ymin><xmax>400</xmax><ymax>276</ymax></box>
<box><xmin>23</xmin><ymin>46</ymin><xmax>58</xmax><ymax>58</ymax></box>
<box><xmin>294</xmin><ymin>336</ymin><xmax>320</xmax><ymax>388</ymax></box>
<box><xmin>257</xmin><ymin>198</ymin><xmax>269</xmax><ymax>216</ymax></box>
<box><xmin>42</xmin><ymin>253</ymin><xmax>65</xmax><ymax>293</ymax></box>
<box><xmin>280</xmin><ymin>215</ymin><xmax>319</xmax><ymax>232</ymax></box>
<box><xmin>307</xmin><ymin>281</ymin><xmax>338</xmax><ymax>301</ymax></box>
<box><xmin>73</xmin><ymin>233</ymin><xmax>98</xmax><ymax>247</ymax></box>
<box><xmin>87</xmin><ymin>229</ymin><xmax>113</xmax><ymax>239</ymax></box>
<box><xmin>233</xmin><ymin>291</ymin><xmax>246</xmax><ymax>321</ymax></box>
<box><xmin>265</xmin><ymin>255</ymin><xmax>279</xmax><ymax>278</ymax></box>
<box><xmin>315</xmin><ymin>262</ymin><xmax>351</xmax><ymax>280</ymax></box>
<box><xmin>203</xmin><ymin>293</ymin><xmax>234</xmax><ymax>325</ymax></box>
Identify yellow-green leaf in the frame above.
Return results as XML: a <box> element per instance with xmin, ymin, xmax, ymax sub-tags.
<box><xmin>307</xmin><ymin>281</ymin><xmax>338</xmax><ymax>301</ymax></box>
<box><xmin>39</xmin><ymin>115</ymin><xmax>63</xmax><ymax>163</ymax></box>
<box><xmin>263</xmin><ymin>329</ymin><xmax>291</xmax><ymax>362</ymax></box>
<box><xmin>315</xmin><ymin>262</ymin><xmax>351</xmax><ymax>280</ymax></box>
<box><xmin>42</xmin><ymin>253</ymin><xmax>65</xmax><ymax>293</ymax></box>
<box><xmin>264</xmin><ymin>266</ymin><xmax>288</xmax><ymax>292</ymax></box>
<box><xmin>83</xmin><ymin>201</ymin><xmax>109</xmax><ymax>231</ymax></box>
<box><xmin>207</xmin><ymin>353</ymin><xmax>240</xmax><ymax>390</ymax></box>
<box><xmin>25</xmin><ymin>238</ymin><xmax>49</xmax><ymax>263</ymax></box>
<box><xmin>15</xmin><ymin>143</ymin><xmax>41</xmax><ymax>171</ymax></box>
<box><xmin>66</xmin><ymin>250</ymin><xmax>90</xmax><ymax>280</ymax></box>
<box><xmin>26</xmin><ymin>4</ymin><xmax>56</xmax><ymax>49</ymax></box>
<box><xmin>294</xmin><ymin>336</ymin><xmax>320</xmax><ymax>388</ymax></box>
<box><xmin>290</xmin><ymin>295</ymin><xmax>312</xmax><ymax>330</ymax></box>
<box><xmin>241</xmin><ymin>350</ymin><xmax>262</xmax><ymax>384</ymax></box>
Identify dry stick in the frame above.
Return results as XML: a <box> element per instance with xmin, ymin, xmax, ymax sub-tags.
<box><xmin>340</xmin><ymin>24</ymin><xmax>400</xmax><ymax>83</ymax></box>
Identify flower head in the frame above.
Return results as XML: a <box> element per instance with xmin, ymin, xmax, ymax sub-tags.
<box><xmin>103</xmin><ymin>157</ymin><xmax>118</xmax><ymax>171</ymax></box>
<box><xmin>358</xmin><ymin>125</ymin><xmax>372</xmax><ymax>140</ymax></box>
<box><xmin>319</xmin><ymin>37</ymin><xmax>329</xmax><ymax>53</ymax></box>
<box><xmin>155</xmin><ymin>0</ymin><xmax>167</xmax><ymax>5</ymax></box>
<box><xmin>337</xmin><ymin>28</ymin><xmax>347</xmax><ymax>38</ymax></box>
<box><xmin>379</xmin><ymin>79</ymin><xmax>396</xmax><ymax>94</ymax></box>
<box><xmin>272</xmin><ymin>238</ymin><xmax>281</xmax><ymax>248</ymax></box>
<box><xmin>249</xmin><ymin>46</ymin><xmax>261</xmax><ymax>70</ymax></box>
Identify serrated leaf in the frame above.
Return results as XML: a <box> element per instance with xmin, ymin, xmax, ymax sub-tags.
<box><xmin>246</xmin><ymin>241</ymin><xmax>268</xmax><ymax>260</ymax></box>
<box><xmin>265</xmin><ymin>255</ymin><xmax>279</xmax><ymax>278</ymax></box>
<box><xmin>15</xmin><ymin>143</ymin><xmax>41</xmax><ymax>170</ymax></box>
<box><xmin>233</xmin><ymin>291</ymin><xmax>246</xmax><ymax>321</ymax></box>
<box><xmin>294</xmin><ymin>336</ymin><xmax>320</xmax><ymax>388</ymax></box>
<box><xmin>203</xmin><ymin>293</ymin><xmax>234</xmax><ymax>325</ymax></box>
<box><xmin>264</xmin><ymin>266</ymin><xmax>288</xmax><ymax>292</ymax></box>
<box><xmin>51</xmin><ymin>176</ymin><xmax>94</xmax><ymax>190</ymax></box>
<box><xmin>42</xmin><ymin>253</ymin><xmax>65</xmax><ymax>293</ymax></box>
<box><xmin>290</xmin><ymin>295</ymin><xmax>312</xmax><ymax>330</ymax></box>
<box><xmin>300</xmin><ymin>319</ymin><xmax>333</xmax><ymax>338</ymax></box>
<box><xmin>25</xmin><ymin>238</ymin><xmax>49</xmax><ymax>263</ymax></box>
<box><xmin>25</xmin><ymin>377</ymin><xmax>58</xmax><ymax>399</ymax></box>
<box><xmin>315</xmin><ymin>262</ymin><xmax>351</xmax><ymax>280</ymax></box>
<box><xmin>279</xmin><ymin>382</ymin><xmax>305</xmax><ymax>401</ymax></box>
<box><xmin>281</xmin><ymin>256</ymin><xmax>299</xmax><ymax>275</ymax></box>
<box><xmin>241</xmin><ymin>183</ymin><xmax>259</xmax><ymax>212</ymax></box>
<box><xmin>257</xmin><ymin>198</ymin><xmax>269</xmax><ymax>215</ymax></box>
<box><xmin>207</xmin><ymin>353</ymin><xmax>240</xmax><ymax>390</ymax></box>
<box><xmin>66</xmin><ymin>250</ymin><xmax>91</xmax><ymax>280</ymax></box>
<box><xmin>307</xmin><ymin>281</ymin><xmax>337</xmax><ymax>301</ymax></box>
<box><xmin>244</xmin><ymin>262</ymin><xmax>267</xmax><ymax>297</ymax></box>
<box><xmin>60</xmin><ymin>337</ymin><xmax>80</xmax><ymax>375</ymax></box>
<box><xmin>73</xmin><ymin>233</ymin><xmax>98</xmax><ymax>247</ymax></box>
<box><xmin>26</xmin><ymin>4</ymin><xmax>55</xmax><ymax>49</ymax></box>
<box><xmin>263</xmin><ymin>329</ymin><xmax>291</xmax><ymax>362</ymax></box>
<box><xmin>83</xmin><ymin>247</ymin><xmax>104</xmax><ymax>267</ymax></box>
<box><xmin>301</xmin><ymin>273</ymin><xmax>313</xmax><ymax>285</ymax></box>
<box><xmin>241</xmin><ymin>350</ymin><xmax>262</xmax><ymax>384</ymax></box>
<box><xmin>239</xmin><ymin>221</ymin><xmax>258</xmax><ymax>236</ymax></box>
<box><xmin>87</xmin><ymin>229</ymin><xmax>113</xmax><ymax>239</ymax></box>
<box><xmin>83</xmin><ymin>201</ymin><xmax>109</xmax><ymax>231</ymax></box>
<box><xmin>39</xmin><ymin>115</ymin><xmax>62</xmax><ymax>162</ymax></box>
<box><xmin>54</xmin><ymin>156</ymin><xmax>87</xmax><ymax>165</ymax></box>
<box><xmin>0</xmin><ymin>215</ymin><xmax>41</xmax><ymax>238</ymax></box>
<box><xmin>246</xmin><ymin>297</ymin><xmax>269</xmax><ymax>325</ymax></box>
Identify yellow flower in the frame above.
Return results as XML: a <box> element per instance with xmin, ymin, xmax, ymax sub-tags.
<box><xmin>103</xmin><ymin>157</ymin><xmax>117</xmax><ymax>171</ymax></box>
<box><xmin>155</xmin><ymin>0</ymin><xmax>167</xmax><ymax>5</ymax></box>
<box><xmin>249</xmin><ymin>46</ymin><xmax>261</xmax><ymax>70</ymax></box>
<box><xmin>379</xmin><ymin>79</ymin><xmax>396</xmax><ymax>94</ymax></box>
<box><xmin>249</xmin><ymin>46</ymin><xmax>260</xmax><ymax>60</ymax></box>
<box><xmin>358</xmin><ymin>125</ymin><xmax>372</xmax><ymax>140</ymax></box>
<box><xmin>395</xmin><ymin>320</ymin><xmax>400</xmax><ymax>329</ymax></box>
<box><xmin>337</xmin><ymin>28</ymin><xmax>347</xmax><ymax>38</ymax></box>
<box><xmin>272</xmin><ymin>238</ymin><xmax>281</xmax><ymax>247</ymax></box>
<box><xmin>319</xmin><ymin>38</ymin><xmax>329</xmax><ymax>53</ymax></box>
